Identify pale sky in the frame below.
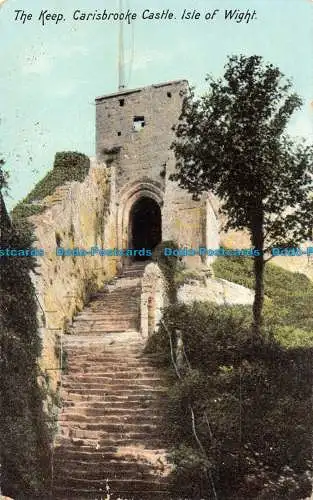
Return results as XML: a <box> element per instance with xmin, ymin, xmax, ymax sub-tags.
<box><xmin>0</xmin><ymin>0</ymin><xmax>312</xmax><ymax>209</ymax></box>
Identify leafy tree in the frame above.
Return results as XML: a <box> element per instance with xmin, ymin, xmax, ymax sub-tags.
<box><xmin>171</xmin><ymin>55</ymin><xmax>313</xmax><ymax>335</ymax></box>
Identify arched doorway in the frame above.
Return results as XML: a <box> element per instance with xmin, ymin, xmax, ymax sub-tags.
<box><xmin>129</xmin><ymin>197</ymin><xmax>162</xmax><ymax>260</ymax></box>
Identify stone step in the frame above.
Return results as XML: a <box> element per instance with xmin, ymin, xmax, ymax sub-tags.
<box><xmin>60</xmin><ymin>429</ymin><xmax>164</xmax><ymax>443</ymax></box>
<box><xmin>61</xmin><ymin>387</ymin><xmax>165</xmax><ymax>395</ymax></box>
<box><xmin>59</xmin><ymin>414</ymin><xmax>162</xmax><ymax>425</ymax></box>
<box><xmin>53</xmin><ymin>462</ymin><xmax>156</xmax><ymax>477</ymax></box>
<box><xmin>86</xmin><ymin>296</ymin><xmax>140</xmax><ymax>305</ymax></box>
<box><xmin>53</xmin><ymin>488</ymin><xmax>169</xmax><ymax>500</ymax></box>
<box><xmin>66</xmin><ymin>366</ymin><xmax>158</xmax><ymax>373</ymax></box>
<box><xmin>60</xmin><ymin>408</ymin><xmax>163</xmax><ymax>418</ymax></box>
<box><xmin>66</xmin><ymin>363</ymin><xmax>155</xmax><ymax>372</ymax></box>
<box><xmin>62</xmin><ymin>400</ymin><xmax>166</xmax><ymax>410</ymax></box>
<box><xmin>63</xmin><ymin>373</ymin><xmax>161</xmax><ymax>381</ymax></box>
<box><xmin>53</xmin><ymin>478</ymin><xmax>168</xmax><ymax>492</ymax></box>
<box><xmin>66</xmin><ymin>368</ymin><xmax>158</xmax><ymax>376</ymax></box>
<box><xmin>66</xmin><ymin>352</ymin><xmax>158</xmax><ymax>360</ymax></box>
<box><xmin>65</xmin><ymin>346</ymin><xmax>145</xmax><ymax>353</ymax></box>
<box><xmin>54</xmin><ymin>444</ymin><xmax>165</xmax><ymax>458</ymax></box>
<box><xmin>63</xmin><ymin>381</ymin><xmax>162</xmax><ymax>389</ymax></box>
<box><xmin>66</xmin><ymin>358</ymin><xmax>153</xmax><ymax>366</ymax></box>
<box><xmin>69</xmin><ymin>326</ymin><xmax>139</xmax><ymax>334</ymax></box>
<box><xmin>53</xmin><ymin>456</ymin><xmax>158</xmax><ymax>467</ymax></box>
<box><xmin>63</xmin><ymin>384</ymin><xmax>164</xmax><ymax>393</ymax></box>
<box><xmin>61</xmin><ymin>397</ymin><xmax>163</xmax><ymax>406</ymax></box>
<box><xmin>74</xmin><ymin>313</ymin><xmax>139</xmax><ymax>321</ymax></box>
<box><xmin>72</xmin><ymin>321</ymin><xmax>139</xmax><ymax>327</ymax></box>
<box><xmin>73</xmin><ymin>316</ymin><xmax>139</xmax><ymax>324</ymax></box>
<box><xmin>59</xmin><ymin>425</ymin><xmax>164</xmax><ymax>438</ymax></box>
<box><xmin>68</xmin><ymin>327</ymin><xmax>139</xmax><ymax>335</ymax></box>
<box><xmin>62</xmin><ymin>382</ymin><xmax>165</xmax><ymax>391</ymax></box>
<box><xmin>67</xmin><ymin>363</ymin><xmax>157</xmax><ymax>370</ymax></box>
<box><xmin>63</xmin><ymin>358</ymin><xmax>159</xmax><ymax>366</ymax></box>
<box><xmin>72</xmin><ymin>318</ymin><xmax>139</xmax><ymax>324</ymax></box>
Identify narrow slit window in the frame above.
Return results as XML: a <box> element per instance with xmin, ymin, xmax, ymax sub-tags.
<box><xmin>133</xmin><ymin>116</ymin><xmax>145</xmax><ymax>131</ymax></box>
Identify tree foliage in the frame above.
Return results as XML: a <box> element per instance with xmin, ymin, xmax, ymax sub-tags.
<box><xmin>171</xmin><ymin>55</ymin><xmax>313</xmax><ymax>333</ymax></box>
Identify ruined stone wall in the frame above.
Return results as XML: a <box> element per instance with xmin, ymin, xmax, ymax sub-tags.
<box><xmin>29</xmin><ymin>159</ymin><xmax>116</xmax><ymax>391</ymax></box>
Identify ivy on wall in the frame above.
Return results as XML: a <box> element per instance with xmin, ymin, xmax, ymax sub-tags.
<box><xmin>0</xmin><ymin>209</ymin><xmax>53</xmax><ymax>497</ymax></box>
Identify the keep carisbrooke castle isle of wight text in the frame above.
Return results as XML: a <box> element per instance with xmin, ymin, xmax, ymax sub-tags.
<box><xmin>13</xmin><ymin>8</ymin><xmax>257</xmax><ymax>26</ymax></box>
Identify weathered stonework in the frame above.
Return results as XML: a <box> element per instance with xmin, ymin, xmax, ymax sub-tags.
<box><xmin>29</xmin><ymin>159</ymin><xmax>116</xmax><ymax>391</ymax></box>
<box><xmin>95</xmin><ymin>80</ymin><xmax>220</xmax><ymax>267</ymax></box>
<box><xmin>177</xmin><ymin>277</ymin><xmax>254</xmax><ymax>306</ymax></box>
<box><xmin>141</xmin><ymin>262</ymin><xmax>168</xmax><ymax>337</ymax></box>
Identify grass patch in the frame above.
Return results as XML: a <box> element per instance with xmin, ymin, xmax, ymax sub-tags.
<box><xmin>213</xmin><ymin>255</ymin><xmax>313</xmax><ymax>347</ymax></box>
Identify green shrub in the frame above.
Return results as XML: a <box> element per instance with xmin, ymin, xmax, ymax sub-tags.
<box><xmin>151</xmin><ymin>303</ymin><xmax>313</xmax><ymax>499</ymax></box>
<box><xmin>169</xmin><ymin>445</ymin><xmax>211</xmax><ymax>500</ymax></box>
<box><xmin>152</xmin><ymin>240</ymin><xmax>183</xmax><ymax>303</ymax></box>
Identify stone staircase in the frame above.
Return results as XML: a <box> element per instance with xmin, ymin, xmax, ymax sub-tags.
<box><xmin>52</xmin><ymin>262</ymin><xmax>172</xmax><ymax>500</ymax></box>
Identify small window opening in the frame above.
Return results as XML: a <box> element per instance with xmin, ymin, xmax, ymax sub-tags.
<box><xmin>117</xmin><ymin>131</ymin><xmax>121</xmax><ymax>136</ymax></box>
<box><xmin>167</xmin><ymin>91</ymin><xmax>172</xmax><ymax>98</ymax></box>
<box><xmin>119</xmin><ymin>98</ymin><xmax>125</xmax><ymax>107</ymax></box>
<box><xmin>133</xmin><ymin>116</ymin><xmax>145</xmax><ymax>132</ymax></box>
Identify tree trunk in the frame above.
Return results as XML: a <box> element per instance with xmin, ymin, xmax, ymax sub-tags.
<box><xmin>252</xmin><ymin>251</ymin><xmax>264</xmax><ymax>336</ymax></box>
<box><xmin>251</xmin><ymin>208</ymin><xmax>264</xmax><ymax>337</ymax></box>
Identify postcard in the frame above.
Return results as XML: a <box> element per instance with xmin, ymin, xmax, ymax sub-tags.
<box><xmin>1</xmin><ymin>1</ymin><xmax>312</xmax><ymax>499</ymax></box>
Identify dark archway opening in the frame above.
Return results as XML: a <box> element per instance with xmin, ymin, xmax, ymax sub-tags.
<box><xmin>130</xmin><ymin>197</ymin><xmax>162</xmax><ymax>260</ymax></box>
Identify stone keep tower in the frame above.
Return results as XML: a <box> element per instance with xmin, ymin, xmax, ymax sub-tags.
<box><xmin>95</xmin><ymin>80</ymin><xmax>219</xmax><ymax>264</ymax></box>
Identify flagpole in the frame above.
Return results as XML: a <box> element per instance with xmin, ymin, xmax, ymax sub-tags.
<box><xmin>118</xmin><ymin>0</ymin><xmax>125</xmax><ymax>90</ymax></box>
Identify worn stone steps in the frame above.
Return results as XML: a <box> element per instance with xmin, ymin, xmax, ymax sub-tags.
<box><xmin>53</xmin><ymin>263</ymin><xmax>171</xmax><ymax>499</ymax></box>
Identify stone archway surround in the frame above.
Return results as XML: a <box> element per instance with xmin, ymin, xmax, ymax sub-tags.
<box><xmin>116</xmin><ymin>181</ymin><xmax>164</xmax><ymax>252</ymax></box>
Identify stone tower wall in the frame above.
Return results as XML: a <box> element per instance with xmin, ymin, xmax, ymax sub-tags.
<box><xmin>95</xmin><ymin>80</ymin><xmax>219</xmax><ymax>257</ymax></box>
<box><xmin>96</xmin><ymin>80</ymin><xmax>188</xmax><ymax>194</ymax></box>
